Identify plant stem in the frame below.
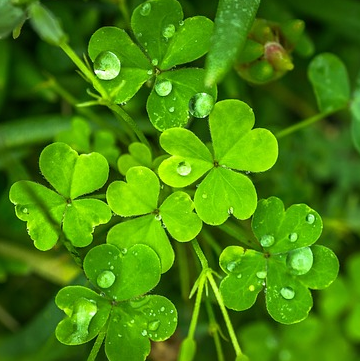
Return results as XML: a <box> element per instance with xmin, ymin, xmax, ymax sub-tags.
<box><xmin>276</xmin><ymin>110</ymin><xmax>336</xmax><ymax>139</ymax></box>
<box><xmin>87</xmin><ymin>327</ymin><xmax>106</xmax><ymax>361</ymax></box>
<box><xmin>207</xmin><ymin>273</ymin><xmax>243</xmax><ymax>358</ymax></box>
<box><xmin>191</xmin><ymin>239</ymin><xmax>208</xmax><ymax>269</ymax></box>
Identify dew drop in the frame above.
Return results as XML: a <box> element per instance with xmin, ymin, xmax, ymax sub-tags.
<box><xmin>260</xmin><ymin>234</ymin><xmax>275</xmax><ymax>248</ymax></box>
<box><xmin>168</xmin><ymin>106</ymin><xmax>175</xmax><ymax>113</ymax></box>
<box><xmin>179</xmin><ymin>20</ymin><xmax>184</xmax><ymax>26</ymax></box>
<box><xmin>148</xmin><ymin>320</ymin><xmax>161</xmax><ymax>331</ymax></box>
<box><xmin>139</xmin><ymin>2</ymin><xmax>151</xmax><ymax>16</ymax></box>
<box><xmin>162</xmin><ymin>24</ymin><xmax>176</xmax><ymax>38</ymax></box>
<box><xmin>147</xmin><ymin>69</ymin><xmax>153</xmax><ymax>75</ymax></box>
<box><xmin>256</xmin><ymin>271</ymin><xmax>267</xmax><ymax>279</ymax></box>
<box><xmin>141</xmin><ymin>329</ymin><xmax>148</xmax><ymax>336</ymax></box>
<box><xmin>22</xmin><ymin>207</ymin><xmax>28</xmax><ymax>214</ymax></box>
<box><xmin>189</xmin><ymin>93</ymin><xmax>214</xmax><ymax>118</ymax></box>
<box><xmin>93</xmin><ymin>51</ymin><xmax>121</xmax><ymax>80</ymax></box>
<box><xmin>228</xmin><ymin>207</ymin><xmax>234</xmax><ymax>215</ymax></box>
<box><xmin>121</xmin><ymin>248</ymin><xmax>128</xmax><ymax>255</ymax></box>
<box><xmin>160</xmin><ymin>306</ymin><xmax>165</xmax><ymax>312</ymax></box>
<box><xmin>67</xmin><ymin>298</ymin><xmax>97</xmax><ymax>343</ymax></box>
<box><xmin>202</xmin><ymin>193</ymin><xmax>208</xmax><ymax>199</ymax></box>
<box><xmin>154</xmin><ymin>214</ymin><xmax>162</xmax><ymax>221</ymax></box>
<box><xmin>286</xmin><ymin>247</ymin><xmax>313</xmax><ymax>275</ymax></box>
<box><xmin>151</xmin><ymin>58</ymin><xmax>158</xmax><ymax>66</ymax></box>
<box><xmin>129</xmin><ymin>296</ymin><xmax>150</xmax><ymax>309</ymax></box>
<box><xmin>249</xmin><ymin>285</ymin><xmax>255</xmax><ymax>292</ymax></box>
<box><xmin>237</xmin><ymin>273</ymin><xmax>242</xmax><ymax>279</ymax></box>
<box><xmin>226</xmin><ymin>261</ymin><xmax>237</xmax><ymax>272</ymax></box>
<box><xmin>280</xmin><ymin>286</ymin><xmax>295</xmax><ymax>300</ymax></box>
<box><xmin>288</xmin><ymin>232</ymin><xmax>298</xmax><ymax>242</ymax></box>
<box><xmin>306</xmin><ymin>213</ymin><xmax>315</xmax><ymax>225</ymax></box>
<box><xmin>176</xmin><ymin>161</ymin><xmax>191</xmax><ymax>176</ymax></box>
<box><xmin>155</xmin><ymin>79</ymin><xmax>172</xmax><ymax>96</ymax></box>
<box><xmin>97</xmin><ymin>270</ymin><xmax>116</xmax><ymax>288</ymax></box>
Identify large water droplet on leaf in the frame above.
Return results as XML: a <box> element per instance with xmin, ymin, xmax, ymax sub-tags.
<box><xmin>260</xmin><ymin>234</ymin><xmax>275</xmax><ymax>248</ymax></box>
<box><xmin>155</xmin><ymin>79</ymin><xmax>172</xmax><ymax>96</ymax></box>
<box><xmin>97</xmin><ymin>270</ymin><xmax>116</xmax><ymax>288</ymax></box>
<box><xmin>139</xmin><ymin>2</ymin><xmax>151</xmax><ymax>16</ymax></box>
<box><xmin>306</xmin><ymin>213</ymin><xmax>315</xmax><ymax>225</ymax></box>
<box><xmin>256</xmin><ymin>271</ymin><xmax>267</xmax><ymax>279</ymax></box>
<box><xmin>280</xmin><ymin>286</ymin><xmax>295</xmax><ymax>300</ymax></box>
<box><xmin>226</xmin><ymin>261</ymin><xmax>237</xmax><ymax>272</ymax></box>
<box><xmin>68</xmin><ymin>298</ymin><xmax>97</xmax><ymax>343</ymax></box>
<box><xmin>148</xmin><ymin>319</ymin><xmax>161</xmax><ymax>331</ymax></box>
<box><xmin>189</xmin><ymin>93</ymin><xmax>214</xmax><ymax>118</ymax></box>
<box><xmin>94</xmin><ymin>51</ymin><xmax>121</xmax><ymax>80</ymax></box>
<box><xmin>286</xmin><ymin>247</ymin><xmax>313</xmax><ymax>275</ymax></box>
<box><xmin>162</xmin><ymin>24</ymin><xmax>176</xmax><ymax>38</ymax></box>
<box><xmin>176</xmin><ymin>161</ymin><xmax>192</xmax><ymax>176</ymax></box>
<box><xmin>288</xmin><ymin>232</ymin><xmax>298</xmax><ymax>242</ymax></box>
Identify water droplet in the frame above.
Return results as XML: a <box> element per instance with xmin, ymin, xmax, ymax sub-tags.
<box><xmin>139</xmin><ymin>2</ymin><xmax>151</xmax><ymax>16</ymax></box>
<box><xmin>288</xmin><ymin>232</ymin><xmax>298</xmax><ymax>242</ymax></box>
<box><xmin>154</xmin><ymin>214</ymin><xmax>162</xmax><ymax>221</ymax></box>
<box><xmin>228</xmin><ymin>207</ymin><xmax>234</xmax><ymax>215</ymax></box>
<box><xmin>176</xmin><ymin>161</ymin><xmax>191</xmax><ymax>176</ymax></box>
<box><xmin>67</xmin><ymin>298</ymin><xmax>97</xmax><ymax>343</ymax></box>
<box><xmin>249</xmin><ymin>285</ymin><xmax>255</xmax><ymax>292</ymax></box>
<box><xmin>226</xmin><ymin>261</ymin><xmax>237</xmax><ymax>272</ymax></box>
<box><xmin>129</xmin><ymin>296</ymin><xmax>150</xmax><ymax>309</ymax></box>
<box><xmin>155</xmin><ymin>79</ymin><xmax>172</xmax><ymax>96</ymax></box>
<box><xmin>151</xmin><ymin>58</ymin><xmax>158</xmax><ymax>66</ymax></box>
<box><xmin>189</xmin><ymin>93</ymin><xmax>214</xmax><ymax>118</ymax></box>
<box><xmin>306</xmin><ymin>213</ymin><xmax>315</xmax><ymax>225</ymax></box>
<box><xmin>94</xmin><ymin>51</ymin><xmax>121</xmax><ymax>80</ymax></box>
<box><xmin>168</xmin><ymin>106</ymin><xmax>175</xmax><ymax>113</ymax></box>
<box><xmin>237</xmin><ymin>273</ymin><xmax>242</xmax><ymax>279</ymax></box>
<box><xmin>280</xmin><ymin>286</ymin><xmax>295</xmax><ymax>300</ymax></box>
<box><xmin>202</xmin><ymin>193</ymin><xmax>208</xmax><ymax>199</ymax></box>
<box><xmin>260</xmin><ymin>234</ymin><xmax>275</xmax><ymax>248</ymax></box>
<box><xmin>179</xmin><ymin>20</ymin><xmax>184</xmax><ymax>26</ymax></box>
<box><xmin>141</xmin><ymin>329</ymin><xmax>148</xmax><ymax>336</ymax></box>
<box><xmin>162</xmin><ymin>24</ymin><xmax>176</xmax><ymax>38</ymax></box>
<box><xmin>256</xmin><ymin>271</ymin><xmax>267</xmax><ymax>279</ymax></box>
<box><xmin>286</xmin><ymin>247</ymin><xmax>313</xmax><ymax>275</ymax></box>
<box><xmin>97</xmin><ymin>270</ymin><xmax>116</xmax><ymax>288</ymax></box>
<box><xmin>160</xmin><ymin>307</ymin><xmax>165</xmax><ymax>312</ymax></box>
<box><xmin>147</xmin><ymin>69</ymin><xmax>153</xmax><ymax>75</ymax></box>
<box><xmin>121</xmin><ymin>248</ymin><xmax>128</xmax><ymax>255</ymax></box>
<box><xmin>148</xmin><ymin>320</ymin><xmax>161</xmax><ymax>331</ymax></box>
<box><xmin>22</xmin><ymin>207</ymin><xmax>28</xmax><ymax>214</ymax></box>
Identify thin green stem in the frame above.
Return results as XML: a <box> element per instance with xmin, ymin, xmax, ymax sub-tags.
<box><xmin>191</xmin><ymin>239</ymin><xmax>208</xmax><ymax>269</ymax></box>
<box><xmin>207</xmin><ymin>273</ymin><xmax>242</xmax><ymax>358</ymax></box>
<box><xmin>87</xmin><ymin>327</ymin><xmax>107</xmax><ymax>361</ymax></box>
<box><xmin>62</xmin><ymin>237</ymin><xmax>83</xmax><ymax>269</ymax></box>
<box><xmin>276</xmin><ymin>110</ymin><xmax>337</xmax><ymax>139</ymax></box>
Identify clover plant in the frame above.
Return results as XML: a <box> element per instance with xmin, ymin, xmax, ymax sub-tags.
<box><xmin>5</xmin><ymin>0</ymin><xmax>358</xmax><ymax>360</ymax></box>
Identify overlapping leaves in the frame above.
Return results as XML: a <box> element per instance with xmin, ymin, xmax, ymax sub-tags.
<box><xmin>106</xmin><ymin>166</ymin><xmax>202</xmax><ymax>273</ymax></box>
<box><xmin>158</xmin><ymin>99</ymin><xmax>278</xmax><ymax>225</ymax></box>
<box><xmin>219</xmin><ymin>196</ymin><xmax>339</xmax><ymax>324</ymax></box>
<box><xmin>55</xmin><ymin>244</ymin><xmax>177</xmax><ymax>361</ymax></box>
<box><xmin>9</xmin><ymin>142</ymin><xmax>111</xmax><ymax>250</ymax></box>
<box><xmin>88</xmin><ymin>0</ymin><xmax>216</xmax><ymax>131</ymax></box>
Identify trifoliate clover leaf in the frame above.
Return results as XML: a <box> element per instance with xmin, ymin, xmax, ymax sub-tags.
<box><xmin>88</xmin><ymin>0</ymin><xmax>216</xmax><ymax>131</ymax></box>
<box><xmin>9</xmin><ymin>142</ymin><xmax>111</xmax><ymax>250</ymax></box>
<box><xmin>117</xmin><ymin>142</ymin><xmax>152</xmax><ymax>176</ymax></box>
<box><xmin>158</xmin><ymin>99</ymin><xmax>278</xmax><ymax>225</ymax></box>
<box><xmin>56</xmin><ymin>244</ymin><xmax>178</xmax><ymax>361</ymax></box>
<box><xmin>219</xmin><ymin>197</ymin><xmax>339</xmax><ymax>324</ymax></box>
<box><xmin>106</xmin><ymin>166</ymin><xmax>202</xmax><ymax>272</ymax></box>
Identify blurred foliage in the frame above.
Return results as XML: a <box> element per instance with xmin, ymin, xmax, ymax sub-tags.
<box><xmin>1</xmin><ymin>0</ymin><xmax>360</xmax><ymax>360</ymax></box>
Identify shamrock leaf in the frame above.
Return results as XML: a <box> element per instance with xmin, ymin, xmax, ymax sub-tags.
<box><xmin>117</xmin><ymin>142</ymin><xmax>152</xmax><ymax>176</ymax></box>
<box><xmin>106</xmin><ymin>166</ymin><xmax>202</xmax><ymax>272</ymax></box>
<box><xmin>88</xmin><ymin>0</ymin><xmax>216</xmax><ymax>131</ymax></box>
<box><xmin>9</xmin><ymin>142</ymin><xmax>111</xmax><ymax>250</ymax></box>
<box><xmin>158</xmin><ymin>99</ymin><xmax>278</xmax><ymax>225</ymax></box>
<box><xmin>219</xmin><ymin>197</ymin><xmax>339</xmax><ymax>324</ymax></box>
<box><xmin>56</xmin><ymin>244</ymin><xmax>178</xmax><ymax>361</ymax></box>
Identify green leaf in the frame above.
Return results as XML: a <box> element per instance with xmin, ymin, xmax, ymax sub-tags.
<box><xmin>9</xmin><ymin>181</ymin><xmax>65</xmax><ymax>250</ymax></box>
<box><xmin>9</xmin><ymin>143</ymin><xmax>111</xmax><ymax>250</ymax></box>
<box><xmin>83</xmin><ymin>244</ymin><xmax>161</xmax><ymax>301</ymax></box>
<box><xmin>160</xmin><ymin>191</ymin><xmax>202</xmax><ymax>241</ymax></box>
<box><xmin>210</xmin><ymin>100</ymin><xmax>278</xmax><ymax>172</ymax></box>
<box><xmin>147</xmin><ymin>68</ymin><xmax>217</xmax><ymax>131</ymax></box>
<box><xmin>251</xmin><ymin>196</ymin><xmax>323</xmax><ymax>254</ymax></box>
<box><xmin>194</xmin><ymin>167</ymin><xmax>257</xmax><ymax>225</ymax></box>
<box><xmin>308</xmin><ymin>52</ymin><xmax>350</xmax><ymax>112</ymax></box>
<box><xmin>88</xmin><ymin>26</ymin><xmax>152</xmax><ymax>103</ymax></box>
<box><xmin>117</xmin><ymin>142</ymin><xmax>152</xmax><ymax>176</ymax></box>
<box><xmin>39</xmin><ymin>142</ymin><xmax>109</xmax><ymax>199</ymax></box>
<box><xmin>158</xmin><ymin>128</ymin><xmax>213</xmax><ymax>188</ymax></box>
<box><xmin>205</xmin><ymin>0</ymin><xmax>260</xmax><ymax>86</ymax></box>
<box><xmin>219</xmin><ymin>246</ymin><xmax>266</xmax><ymax>310</ymax></box>
<box><xmin>55</xmin><ymin>285</ymin><xmax>111</xmax><ymax>345</ymax></box>
<box><xmin>0</xmin><ymin>0</ymin><xmax>26</xmax><ymax>39</ymax></box>
<box><xmin>160</xmin><ymin>16</ymin><xmax>214</xmax><ymax>69</ymax></box>
<box><xmin>107</xmin><ymin>215</ymin><xmax>175</xmax><ymax>273</ymax></box>
<box><xmin>105</xmin><ymin>295</ymin><xmax>178</xmax><ymax>361</ymax></box>
<box><xmin>106</xmin><ymin>166</ymin><xmax>159</xmax><ymax>216</ymax></box>
<box><xmin>351</xmin><ymin>72</ymin><xmax>360</xmax><ymax>153</ymax></box>
<box><xmin>131</xmin><ymin>0</ymin><xmax>183</xmax><ymax>66</ymax></box>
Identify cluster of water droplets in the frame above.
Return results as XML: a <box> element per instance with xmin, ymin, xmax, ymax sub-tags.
<box><xmin>93</xmin><ymin>51</ymin><xmax>121</xmax><ymax>80</ymax></box>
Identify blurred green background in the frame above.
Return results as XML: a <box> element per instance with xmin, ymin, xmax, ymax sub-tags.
<box><xmin>0</xmin><ymin>0</ymin><xmax>360</xmax><ymax>360</ymax></box>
